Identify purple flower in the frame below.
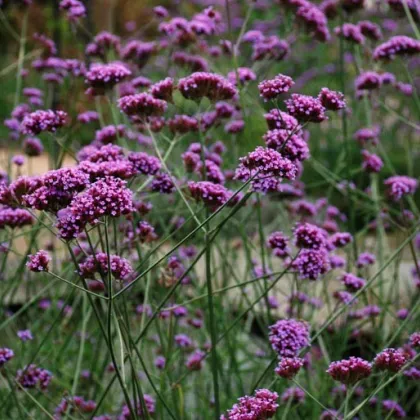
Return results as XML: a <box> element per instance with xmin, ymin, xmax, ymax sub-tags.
<box><xmin>178</xmin><ymin>72</ymin><xmax>238</xmax><ymax>101</ymax></box>
<box><xmin>329</xmin><ymin>232</ymin><xmax>353</xmax><ymax>248</ymax></box>
<box><xmin>186</xmin><ymin>350</ymin><xmax>206</xmax><ymax>371</ymax></box>
<box><xmin>237</xmin><ymin>146</ymin><xmax>298</xmax><ymax>179</ymax></box>
<box><xmin>285</xmin><ymin>94</ymin><xmax>327</xmax><ymax>123</ymax></box>
<box><xmin>374</xmin><ymin>348</ymin><xmax>406</xmax><ymax>372</ymax></box>
<box><xmin>79</xmin><ymin>253</ymin><xmax>133</xmax><ymax>281</ymax></box>
<box><xmin>149</xmin><ymin>77</ymin><xmax>175</xmax><ymax>102</ymax></box>
<box><xmin>27</xmin><ymin>250</ymin><xmax>51</xmax><ymax>272</ymax></box>
<box><xmin>358</xmin><ymin>20</ymin><xmax>382</xmax><ymax>41</ymax></box>
<box><xmin>23</xmin><ymin>137</ymin><xmax>44</xmax><ymax>157</ymax></box>
<box><xmin>225</xmin><ymin>120</ymin><xmax>245</xmax><ymax>134</ymax></box>
<box><xmin>154</xmin><ymin>356</ymin><xmax>166</xmax><ymax>370</ymax></box>
<box><xmin>150</xmin><ymin>173</ymin><xmax>174</xmax><ymax>194</ymax></box>
<box><xmin>320</xmin><ymin>409</ymin><xmax>343</xmax><ymax>420</ymax></box>
<box><xmin>118</xmin><ymin>93</ymin><xmax>167</xmax><ymax>118</ymax></box>
<box><xmin>335</xmin><ymin>23</ymin><xmax>365</xmax><ymax>44</ymax></box>
<box><xmin>355</xmin><ymin>71</ymin><xmax>382</xmax><ymax>90</ymax></box>
<box><xmin>258</xmin><ymin>74</ymin><xmax>294</xmax><ymax>101</ymax></box>
<box><xmin>0</xmin><ymin>206</ymin><xmax>33</xmax><ymax>229</ymax></box>
<box><xmin>23</xmin><ymin>167</ymin><xmax>89</xmax><ymax>212</ymax></box>
<box><xmin>128</xmin><ymin>152</ymin><xmax>161</xmax><ymax>175</ymax></box>
<box><xmin>85</xmin><ymin>62</ymin><xmax>131</xmax><ymax>96</ymax></box>
<box><xmin>21</xmin><ymin>109</ymin><xmax>68</xmax><ymax>135</ymax></box>
<box><xmin>222</xmin><ymin>389</ymin><xmax>279</xmax><ymax>420</ymax></box>
<box><xmin>327</xmin><ymin>357</ymin><xmax>372</xmax><ymax>384</ymax></box>
<box><xmin>384</xmin><ymin>176</ymin><xmax>418</xmax><ymax>201</ymax></box>
<box><xmin>153</xmin><ymin>6</ymin><xmax>168</xmax><ymax>18</ymax></box>
<box><xmin>265</xmin><ymin>109</ymin><xmax>301</xmax><ymax>132</ymax></box>
<box><xmin>396</xmin><ymin>82</ymin><xmax>413</xmax><ymax>96</ymax></box>
<box><xmin>267</xmin><ymin>231</ymin><xmax>290</xmax><ymax>258</ymax></box>
<box><xmin>121</xmin><ymin>40</ymin><xmax>155</xmax><ymax>68</ymax></box>
<box><xmin>56</xmin><ymin>177</ymin><xmax>133</xmax><ymax>240</ymax></box>
<box><xmin>174</xmin><ymin>334</ymin><xmax>193</xmax><ymax>349</ymax></box>
<box><xmin>17</xmin><ymin>364</ymin><xmax>52</xmax><ymax>390</ymax></box>
<box><xmin>173</xmin><ymin>52</ymin><xmax>209</xmax><ymax>72</ymax></box>
<box><xmin>0</xmin><ymin>348</ymin><xmax>14</xmax><ymax>366</ymax></box>
<box><xmin>409</xmin><ymin>332</ymin><xmax>420</xmax><ymax>348</ymax></box>
<box><xmin>362</xmin><ymin>150</ymin><xmax>383</xmax><ymax>173</ymax></box>
<box><xmin>275</xmin><ymin>357</ymin><xmax>304</xmax><ymax>379</ymax></box>
<box><xmin>341</xmin><ymin>273</ymin><xmax>366</xmax><ymax>292</ymax></box>
<box><xmin>188</xmin><ymin>181</ymin><xmax>230</xmax><ymax>210</ymax></box>
<box><xmin>333</xmin><ymin>290</ymin><xmax>357</xmax><ymax>305</ymax></box>
<box><xmin>263</xmin><ymin>129</ymin><xmax>309</xmax><ymax>162</ymax></box>
<box><xmin>59</xmin><ymin>0</ymin><xmax>86</xmax><ymax>21</ymax></box>
<box><xmin>318</xmin><ymin>88</ymin><xmax>346</xmax><ymax>111</ymax></box>
<box><xmin>281</xmin><ymin>387</ymin><xmax>305</xmax><ymax>405</ymax></box>
<box><xmin>374</xmin><ymin>36</ymin><xmax>420</xmax><ymax>61</ymax></box>
<box><xmin>294</xmin><ymin>222</ymin><xmax>326</xmax><ymax>249</ymax></box>
<box><xmin>227</xmin><ymin>67</ymin><xmax>256</xmax><ymax>85</ymax></box>
<box><xmin>382</xmin><ymin>400</ymin><xmax>406</xmax><ymax>418</ymax></box>
<box><xmin>17</xmin><ymin>329</ymin><xmax>33</xmax><ymax>342</ymax></box>
<box><xmin>295</xmin><ymin>3</ymin><xmax>330</xmax><ymax>42</ymax></box>
<box><xmin>269</xmin><ymin>319</ymin><xmax>310</xmax><ymax>358</ymax></box>
<box><xmin>293</xmin><ymin>249</ymin><xmax>331</xmax><ymax>280</ymax></box>
<box><xmin>119</xmin><ymin>395</ymin><xmax>155</xmax><ymax>419</ymax></box>
<box><xmin>132</xmin><ymin>76</ymin><xmax>152</xmax><ymax>88</ymax></box>
<box><xmin>404</xmin><ymin>367</ymin><xmax>420</xmax><ymax>379</ymax></box>
<box><xmin>168</xmin><ymin>115</ymin><xmax>199</xmax><ymax>133</ymax></box>
<box><xmin>354</xmin><ymin>126</ymin><xmax>380</xmax><ymax>146</ymax></box>
<box><xmin>77</xmin><ymin>111</ymin><xmax>99</xmax><ymax>124</ymax></box>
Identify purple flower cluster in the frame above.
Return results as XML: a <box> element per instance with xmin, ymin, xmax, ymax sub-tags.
<box><xmin>188</xmin><ymin>181</ymin><xmax>231</xmax><ymax>210</ymax></box>
<box><xmin>341</xmin><ymin>273</ymin><xmax>366</xmax><ymax>292</ymax></box>
<box><xmin>149</xmin><ymin>77</ymin><xmax>175</xmax><ymax>102</ymax></box>
<box><xmin>285</xmin><ymin>94</ymin><xmax>327</xmax><ymax>123</ymax></box>
<box><xmin>221</xmin><ymin>389</ymin><xmax>279</xmax><ymax>420</ymax></box>
<box><xmin>335</xmin><ymin>23</ymin><xmax>365</xmax><ymax>44</ymax></box>
<box><xmin>269</xmin><ymin>318</ymin><xmax>310</xmax><ymax>358</ymax></box>
<box><xmin>85</xmin><ymin>62</ymin><xmax>131</xmax><ymax>95</ymax></box>
<box><xmin>258</xmin><ymin>74</ymin><xmax>294</xmax><ymax>101</ymax></box>
<box><xmin>27</xmin><ymin>250</ymin><xmax>51</xmax><ymax>272</ymax></box>
<box><xmin>21</xmin><ymin>110</ymin><xmax>68</xmax><ymax>135</ymax></box>
<box><xmin>0</xmin><ymin>348</ymin><xmax>14</xmax><ymax>366</ymax></box>
<box><xmin>293</xmin><ymin>222</ymin><xmax>326</xmax><ymax>249</ymax></box>
<box><xmin>275</xmin><ymin>357</ymin><xmax>304</xmax><ymax>379</ymax></box>
<box><xmin>267</xmin><ymin>231</ymin><xmax>290</xmax><ymax>258</ymax></box>
<box><xmin>384</xmin><ymin>176</ymin><xmax>418</xmax><ymax>201</ymax></box>
<box><xmin>374</xmin><ymin>36</ymin><xmax>420</xmax><ymax>61</ymax></box>
<box><xmin>327</xmin><ymin>357</ymin><xmax>372</xmax><ymax>384</ymax></box>
<box><xmin>118</xmin><ymin>93</ymin><xmax>167</xmax><ymax>118</ymax></box>
<box><xmin>178</xmin><ymin>72</ymin><xmax>237</xmax><ymax>101</ymax></box>
<box><xmin>293</xmin><ymin>249</ymin><xmax>331</xmax><ymax>280</ymax></box>
<box><xmin>128</xmin><ymin>152</ymin><xmax>161</xmax><ymax>175</ymax></box>
<box><xmin>0</xmin><ymin>206</ymin><xmax>33</xmax><ymax>229</ymax></box>
<box><xmin>318</xmin><ymin>88</ymin><xmax>346</xmax><ymax>111</ymax></box>
<box><xmin>374</xmin><ymin>348</ymin><xmax>406</xmax><ymax>372</ymax></box>
<box><xmin>79</xmin><ymin>253</ymin><xmax>133</xmax><ymax>280</ymax></box>
<box><xmin>16</xmin><ymin>364</ymin><xmax>52</xmax><ymax>390</ymax></box>
<box><xmin>56</xmin><ymin>177</ymin><xmax>133</xmax><ymax>240</ymax></box>
<box><xmin>263</xmin><ymin>129</ymin><xmax>310</xmax><ymax>162</ymax></box>
<box><xmin>59</xmin><ymin>0</ymin><xmax>86</xmax><ymax>21</ymax></box>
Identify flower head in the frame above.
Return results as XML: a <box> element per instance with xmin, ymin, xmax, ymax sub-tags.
<box><xmin>178</xmin><ymin>72</ymin><xmax>237</xmax><ymax>101</ymax></box>
<box><xmin>327</xmin><ymin>357</ymin><xmax>372</xmax><ymax>384</ymax></box>
<box><xmin>285</xmin><ymin>94</ymin><xmax>327</xmax><ymax>123</ymax></box>
<box><xmin>27</xmin><ymin>250</ymin><xmax>51</xmax><ymax>272</ymax></box>
<box><xmin>269</xmin><ymin>319</ymin><xmax>310</xmax><ymax>358</ymax></box>
<box><xmin>21</xmin><ymin>110</ymin><xmax>68</xmax><ymax>135</ymax></box>
<box><xmin>258</xmin><ymin>74</ymin><xmax>294</xmax><ymax>101</ymax></box>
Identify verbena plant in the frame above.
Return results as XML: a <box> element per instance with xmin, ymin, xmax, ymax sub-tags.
<box><xmin>0</xmin><ymin>1</ymin><xmax>419</xmax><ymax>419</ymax></box>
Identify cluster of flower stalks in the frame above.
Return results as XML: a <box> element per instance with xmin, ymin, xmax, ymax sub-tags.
<box><xmin>0</xmin><ymin>0</ymin><xmax>420</xmax><ymax>419</ymax></box>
